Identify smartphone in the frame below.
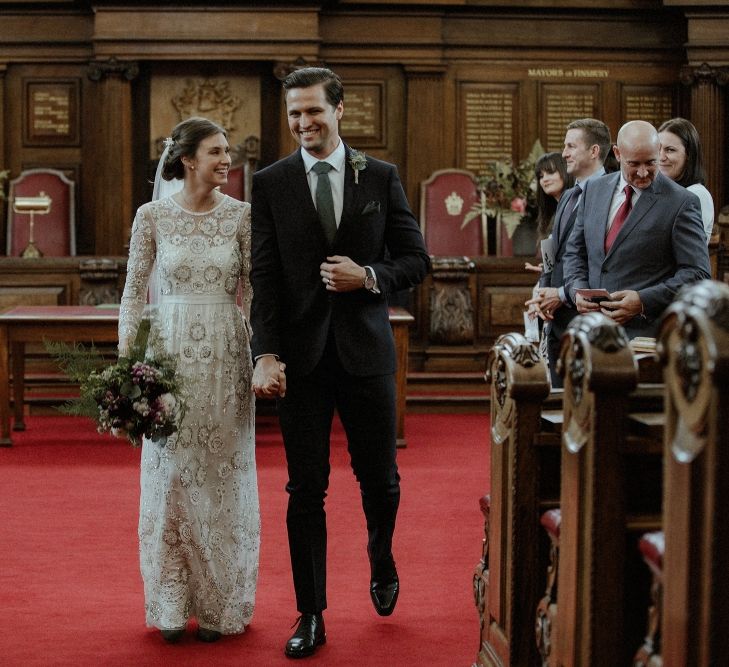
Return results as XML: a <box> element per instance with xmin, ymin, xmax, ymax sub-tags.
<box><xmin>575</xmin><ymin>288</ymin><xmax>610</xmax><ymax>304</ymax></box>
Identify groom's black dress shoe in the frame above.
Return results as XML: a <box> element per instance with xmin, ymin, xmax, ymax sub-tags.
<box><xmin>284</xmin><ymin>613</ymin><xmax>326</xmax><ymax>659</ymax></box>
<box><xmin>370</xmin><ymin>573</ymin><xmax>400</xmax><ymax>616</ymax></box>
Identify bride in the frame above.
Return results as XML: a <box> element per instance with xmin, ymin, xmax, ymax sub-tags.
<box><xmin>118</xmin><ymin>116</ymin><xmax>266</xmax><ymax>643</ymax></box>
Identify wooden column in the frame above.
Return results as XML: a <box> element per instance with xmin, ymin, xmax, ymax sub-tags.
<box><xmin>405</xmin><ymin>66</ymin><xmax>446</xmax><ymax>217</ymax></box>
<box><xmin>84</xmin><ymin>58</ymin><xmax>139</xmax><ymax>256</ymax></box>
<box><xmin>680</xmin><ymin>63</ymin><xmax>729</xmax><ymax>212</ymax></box>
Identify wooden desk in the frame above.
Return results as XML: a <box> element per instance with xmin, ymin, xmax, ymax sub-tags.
<box><xmin>388</xmin><ymin>306</ymin><xmax>414</xmax><ymax>448</ymax></box>
<box><xmin>0</xmin><ymin>306</ymin><xmax>120</xmax><ymax>446</ymax></box>
<box><xmin>0</xmin><ymin>305</ymin><xmax>414</xmax><ymax>448</ymax></box>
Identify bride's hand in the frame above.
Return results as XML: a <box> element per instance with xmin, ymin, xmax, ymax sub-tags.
<box><xmin>252</xmin><ymin>356</ymin><xmax>286</xmax><ymax>398</ymax></box>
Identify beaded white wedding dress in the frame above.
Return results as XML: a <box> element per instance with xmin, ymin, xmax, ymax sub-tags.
<box><xmin>118</xmin><ymin>194</ymin><xmax>259</xmax><ymax>634</ymax></box>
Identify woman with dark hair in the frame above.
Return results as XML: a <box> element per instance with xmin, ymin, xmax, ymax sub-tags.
<box><xmin>658</xmin><ymin>117</ymin><xmax>714</xmax><ymax>242</ymax></box>
<box><xmin>525</xmin><ymin>153</ymin><xmax>573</xmax><ymax>349</ymax></box>
<box><xmin>534</xmin><ymin>152</ymin><xmax>574</xmax><ymax>243</ymax></box>
<box><xmin>118</xmin><ymin>116</ymin><xmax>262</xmax><ymax>644</ymax></box>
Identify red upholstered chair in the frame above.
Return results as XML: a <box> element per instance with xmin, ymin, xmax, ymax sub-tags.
<box><xmin>6</xmin><ymin>168</ymin><xmax>76</xmax><ymax>257</ymax></box>
<box><xmin>419</xmin><ymin>169</ymin><xmax>482</xmax><ymax>256</ymax></box>
<box><xmin>220</xmin><ymin>136</ymin><xmax>260</xmax><ymax>203</ymax></box>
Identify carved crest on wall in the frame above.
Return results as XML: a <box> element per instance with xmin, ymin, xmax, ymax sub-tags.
<box><xmin>172</xmin><ymin>79</ymin><xmax>241</xmax><ymax>132</ymax></box>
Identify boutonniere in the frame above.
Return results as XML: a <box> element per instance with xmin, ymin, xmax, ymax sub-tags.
<box><xmin>349</xmin><ymin>149</ymin><xmax>367</xmax><ymax>184</ymax></box>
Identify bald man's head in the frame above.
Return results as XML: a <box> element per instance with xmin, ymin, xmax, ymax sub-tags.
<box><xmin>614</xmin><ymin>121</ymin><xmax>660</xmax><ymax>189</ymax></box>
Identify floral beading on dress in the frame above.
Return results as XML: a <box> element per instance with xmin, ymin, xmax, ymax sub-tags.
<box><xmin>119</xmin><ymin>194</ymin><xmax>258</xmax><ymax>634</ymax></box>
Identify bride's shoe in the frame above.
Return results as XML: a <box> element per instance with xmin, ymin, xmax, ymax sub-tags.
<box><xmin>160</xmin><ymin>627</ymin><xmax>185</xmax><ymax>643</ymax></box>
<box><xmin>196</xmin><ymin>627</ymin><xmax>222</xmax><ymax>642</ymax></box>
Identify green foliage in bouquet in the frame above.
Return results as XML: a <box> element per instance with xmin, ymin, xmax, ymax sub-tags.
<box><xmin>46</xmin><ymin>319</ymin><xmax>185</xmax><ymax>447</ymax></box>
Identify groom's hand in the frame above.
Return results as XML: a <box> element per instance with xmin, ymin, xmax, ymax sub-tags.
<box><xmin>320</xmin><ymin>256</ymin><xmax>366</xmax><ymax>292</ymax></box>
<box><xmin>252</xmin><ymin>355</ymin><xmax>287</xmax><ymax>398</ymax></box>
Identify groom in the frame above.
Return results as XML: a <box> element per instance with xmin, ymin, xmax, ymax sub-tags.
<box><xmin>250</xmin><ymin>67</ymin><xmax>430</xmax><ymax>658</ymax></box>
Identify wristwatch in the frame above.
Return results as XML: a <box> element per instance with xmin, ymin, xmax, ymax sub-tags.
<box><xmin>363</xmin><ymin>265</ymin><xmax>376</xmax><ymax>291</ymax></box>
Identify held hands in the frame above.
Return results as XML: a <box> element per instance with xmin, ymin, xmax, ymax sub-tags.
<box><xmin>252</xmin><ymin>356</ymin><xmax>287</xmax><ymax>399</ymax></box>
<box><xmin>320</xmin><ymin>255</ymin><xmax>366</xmax><ymax>292</ymax></box>
<box><xmin>525</xmin><ymin>287</ymin><xmax>562</xmax><ymax>321</ymax></box>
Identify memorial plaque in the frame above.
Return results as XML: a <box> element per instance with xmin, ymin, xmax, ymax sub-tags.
<box><xmin>459</xmin><ymin>83</ymin><xmax>517</xmax><ymax>172</ymax></box>
<box><xmin>340</xmin><ymin>82</ymin><xmax>385</xmax><ymax>146</ymax></box>
<box><xmin>24</xmin><ymin>79</ymin><xmax>80</xmax><ymax>146</ymax></box>
<box><xmin>541</xmin><ymin>84</ymin><xmax>599</xmax><ymax>152</ymax></box>
<box><xmin>622</xmin><ymin>85</ymin><xmax>676</xmax><ymax>127</ymax></box>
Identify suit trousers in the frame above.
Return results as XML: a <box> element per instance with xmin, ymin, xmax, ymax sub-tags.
<box><xmin>277</xmin><ymin>334</ymin><xmax>400</xmax><ymax>613</ymax></box>
<box><xmin>546</xmin><ymin>305</ymin><xmax>578</xmax><ymax>389</ymax></box>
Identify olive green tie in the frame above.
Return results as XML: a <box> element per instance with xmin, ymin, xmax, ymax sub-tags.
<box><xmin>312</xmin><ymin>161</ymin><xmax>337</xmax><ymax>245</ymax></box>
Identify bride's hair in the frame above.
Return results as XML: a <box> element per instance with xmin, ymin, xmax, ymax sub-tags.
<box><xmin>161</xmin><ymin>116</ymin><xmax>228</xmax><ymax>181</ymax></box>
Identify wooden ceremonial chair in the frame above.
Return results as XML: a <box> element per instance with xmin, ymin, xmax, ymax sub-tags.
<box><xmin>419</xmin><ymin>168</ymin><xmax>482</xmax><ymax>257</ymax></box>
<box><xmin>6</xmin><ymin>168</ymin><xmax>76</xmax><ymax>257</ymax></box>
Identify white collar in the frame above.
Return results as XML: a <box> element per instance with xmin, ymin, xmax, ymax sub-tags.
<box><xmin>301</xmin><ymin>140</ymin><xmax>346</xmax><ymax>174</ymax></box>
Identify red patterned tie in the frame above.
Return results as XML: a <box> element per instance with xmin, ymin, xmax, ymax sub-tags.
<box><xmin>604</xmin><ymin>184</ymin><xmax>633</xmax><ymax>253</ymax></box>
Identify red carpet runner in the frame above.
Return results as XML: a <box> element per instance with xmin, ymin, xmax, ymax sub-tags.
<box><xmin>1</xmin><ymin>413</ymin><xmax>489</xmax><ymax>666</ymax></box>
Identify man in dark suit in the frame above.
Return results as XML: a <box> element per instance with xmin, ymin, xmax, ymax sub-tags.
<box><xmin>527</xmin><ymin>118</ymin><xmax>612</xmax><ymax>388</ymax></box>
<box><xmin>250</xmin><ymin>67</ymin><xmax>430</xmax><ymax>659</ymax></box>
<box><xmin>563</xmin><ymin>120</ymin><xmax>710</xmax><ymax>339</ymax></box>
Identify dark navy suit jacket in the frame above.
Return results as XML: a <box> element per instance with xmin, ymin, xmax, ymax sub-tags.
<box><xmin>250</xmin><ymin>147</ymin><xmax>430</xmax><ymax>377</ymax></box>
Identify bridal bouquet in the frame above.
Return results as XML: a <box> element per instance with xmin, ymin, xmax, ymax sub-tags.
<box><xmin>85</xmin><ymin>355</ymin><xmax>183</xmax><ymax>446</ymax></box>
<box><xmin>47</xmin><ymin>321</ymin><xmax>184</xmax><ymax>447</ymax></box>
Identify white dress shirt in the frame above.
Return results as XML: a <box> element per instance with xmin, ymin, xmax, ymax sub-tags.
<box><xmin>301</xmin><ymin>140</ymin><xmax>346</xmax><ymax>227</ymax></box>
<box><xmin>606</xmin><ymin>175</ymin><xmax>642</xmax><ymax>233</ymax></box>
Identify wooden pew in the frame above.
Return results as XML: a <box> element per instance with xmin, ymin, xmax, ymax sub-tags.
<box><xmin>475</xmin><ymin>332</ymin><xmax>551</xmax><ymax>667</ymax></box>
<box><xmin>657</xmin><ymin>280</ymin><xmax>729</xmax><ymax>666</ymax></box>
<box><xmin>476</xmin><ymin>319</ymin><xmax>665</xmax><ymax>667</ymax></box>
<box><xmin>553</xmin><ymin>312</ymin><xmax>664</xmax><ymax>667</ymax></box>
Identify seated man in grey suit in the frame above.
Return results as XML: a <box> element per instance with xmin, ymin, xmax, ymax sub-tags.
<box><xmin>563</xmin><ymin>120</ymin><xmax>710</xmax><ymax>340</ymax></box>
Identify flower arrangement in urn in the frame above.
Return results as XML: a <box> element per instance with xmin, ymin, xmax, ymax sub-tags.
<box><xmin>462</xmin><ymin>139</ymin><xmax>544</xmax><ymax>247</ymax></box>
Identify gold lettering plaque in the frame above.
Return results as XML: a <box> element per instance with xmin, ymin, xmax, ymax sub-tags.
<box><xmin>541</xmin><ymin>84</ymin><xmax>599</xmax><ymax>152</ymax></box>
<box><xmin>528</xmin><ymin>68</ymin><xmax>609</xmax><ymax>79</ymax></box>
<box><xmin>24</xmin><ymin>79</ymin><xmax>80</xmax><ymax>146</ymax></box>
<box><xmin>459</xmin><ymin>83</ymin><xmax>517</xmax><ymax>171</ymax></box>
<box><xmin>340</xmin><ymin>82</ymin><xmax>385</xmax><ymax>147</ymax></box>
<box><xmin>622</xmin><ymin>85</ymin><xmax>676</xmax><ymax>127</ymax></box>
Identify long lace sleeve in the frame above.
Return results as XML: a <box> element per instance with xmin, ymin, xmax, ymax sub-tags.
<box><xmin>119</xmin><ymin>205</ymin><xmax>156</xmax><ymax>356</ymax></box>
<box><xmin>237</xmin><ymin>202</ymin><xmax>253</xmax><ymax>321</ymax></box>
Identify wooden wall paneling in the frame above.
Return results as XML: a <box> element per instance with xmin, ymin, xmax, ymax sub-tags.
<box><xmin>91</xmin><ymin>7</ymin><xmax>320</xmax><ymax>62</ymax></box>
<box><xmin>681</xmin><ymin>64</ymin><xmax>727</xmax><ymax>215</ymax></box>
<box><xmin>259</xmin><ymin>64</ymin><xmax>284</xmax><ymax>168</ymax></box>
<box><xmin>405</xmin><ymin>67</ymin><xmax>446</xmax><ymax>215</ymax></box>
<box><xmin>520</xmin><ymin>78</ymin><xmax>539</xmax><ymax>161</ymax></box>
<box><xmin>83</xmin><ymin>62</ymin><xmax>136</xmax><ymax>256</ymax></box>
<box><xmin>131</xmin><ymin>64</ymin><xmax>151</xmax><ymax>222</ymax></box>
